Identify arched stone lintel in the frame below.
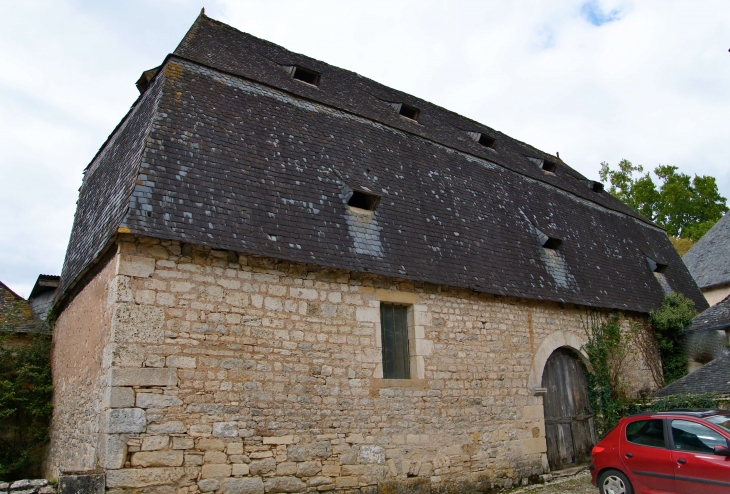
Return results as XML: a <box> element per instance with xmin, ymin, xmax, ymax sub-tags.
<box><xmin>528</xmin><ymin>330</ymin><xmax>593</xmax><ymax>391</ymax></box>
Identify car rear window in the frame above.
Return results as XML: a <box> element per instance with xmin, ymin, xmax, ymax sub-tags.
<box><xmin>626</xmin><ymin>419</ymin><xmax>665</xmax><ymax>448</ymax></box>
<box><xmin>707</xmin><ymin>414</ymin><xmax>730</xmax><ymax>434</ymax></box>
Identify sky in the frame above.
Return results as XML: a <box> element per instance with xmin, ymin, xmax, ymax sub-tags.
<box><xmin>0</xmin><ymin>0</ymin><xmax>728</xmax><ymax>297</ymax></box>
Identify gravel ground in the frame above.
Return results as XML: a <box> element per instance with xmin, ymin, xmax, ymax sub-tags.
<box><xmin>508</xmin><ymin>471</ymin><xmax>598</xmax><ymax>494</ymax></box>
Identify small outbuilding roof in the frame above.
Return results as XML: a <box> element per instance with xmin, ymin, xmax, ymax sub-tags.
<box><xmin>685</xmin><ymin>294</ymin><xmax>730</xmax><ymax>334</ymax></box>
<box><xmin>683</xmin><ymin>213</ymin><xmax>730</xmax><ymax>290</ymax></box>
<box><xmin>655</xmin><ymin>353</ymin><xmax>730</xmax><ymax>397</ymax></box>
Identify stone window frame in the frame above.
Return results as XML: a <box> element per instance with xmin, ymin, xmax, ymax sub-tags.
<box><xmin>372</xmin><ymin>290</ymin><xmax>430</xmax><ymax>381</ymax></box>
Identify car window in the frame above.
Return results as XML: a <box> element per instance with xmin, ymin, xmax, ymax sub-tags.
<box><xmin>626</xmin><ymin>419</ymin><xmax>665</xmax><ymax>448</ymax></box>
<box><xmin>707</xmin><ymin>414</ymin><xmax>730</xmax><ymax>434</ymax></box>
<box><xmin>671</xmin><ymin>420</ymin><xmax>728</xmax><ymax>453</ymax></box>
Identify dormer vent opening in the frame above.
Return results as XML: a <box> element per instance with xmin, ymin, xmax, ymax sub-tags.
<box><xmin>535</xmin><ymin>227</ymin><xmax>562</xmax><ymax>250</ymax></box>
<box><xmin>347</xmin><ymin>190</ymin><xmax>380</xmax><ymax>211</ymax></box>
<box><xmin>542</xmin><ymin>237</ymin><xmax>562</xmax><ymax>250</ymax></box>
<box><xmin>646</xmin><ymin>257</ymin><xmax>667</xmax><ymax>273</ymax></box>
<box><xmin>478</xmin><ymin>134</ymin><xmax>496</xmax><ymax>148</ymax></box>
<box><xmin>466</xmin><ymin>131</ymin><xmax>496</xmax><ymax>148</ymax></box>
<box><xmin>398</xmin><ymin>104</ymin><xmax>419</xmax><ymax>121</ymax></box>
<box><xmin>541</xmin><ymin>160</ymin><xmax>557</xmax><ymax>173</ymax></box>
<box><xmin>581</xmin><ymin>180</ymin><xmax>604</xmax><ymax>192</ymax></box>
<box><xmin>292</xmin><ymin>66</ymin><xmax>320</xmax><ymax>86</ymax></box>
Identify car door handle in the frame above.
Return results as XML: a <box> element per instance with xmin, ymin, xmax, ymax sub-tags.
<box><xmin>625</xmin><ymin>452</ymin><xmax>633</xmax><ymax>458</ymax></box>
<box><xmin>677</xmin><ymin>458</ymin><xmax>686</xmax><ymax>464</ymax></box>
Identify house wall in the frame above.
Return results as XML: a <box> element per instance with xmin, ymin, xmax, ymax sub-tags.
<box><xmin>47</xmin><ymin>256</ymin><xmax>116</xmax><ymax>476</ymax></box>
<box><xmin>48</xmin><ymin>235</ymin><xmax>655</xmax><ymax>493</ymax></box>
<box><xmin>703</xmin><ymin>283</ymin><xmax>730</xmax><ymax>307</ymax></box>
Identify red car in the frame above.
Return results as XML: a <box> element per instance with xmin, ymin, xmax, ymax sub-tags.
<box><xmin>590</xmin><ymin>409</ymin><xmax>730</xmax><ymax>494</ymax></box>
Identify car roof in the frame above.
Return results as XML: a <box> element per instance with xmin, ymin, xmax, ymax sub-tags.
<box><xmin>628</xmin><ymin>409</ymin><xmax>730</xmax><ymax>419</ymax></box>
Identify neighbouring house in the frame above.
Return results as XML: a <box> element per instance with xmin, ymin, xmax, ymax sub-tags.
<box><xmin>0</xmin><ymin>280</ymin><xmax>51</xmax><ymax>347</ymax></box>
<box><xmin>46</xmin><ymin>12</ymin><xmax>707</xmax><ymax>493</ymax></box>
<box><xmin>684</xmin><ymin>294</ymin><xmax>730</xmax><ymax>372</ymax></box>
<box><xmin>684</xmin><ymin>213</ymin><xmax>730</xmax><ymax>307</ymax></box>
<box><xmin>28</xmin><ymin>274</ymin><xmax>60</xmax><ymax>321</ymax></box>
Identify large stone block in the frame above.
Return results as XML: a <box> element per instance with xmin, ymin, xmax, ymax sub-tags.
<box><xmin>141</xmin><ymin>435</ymin><xmax>170</xmax><ymax>451</ymax></box>
<box><xmin>109</xmin><ymin>367</ymin><xmax>178</xmax><ymax>386</ymax></box>
<box><xmin>106</xmin><ymin>408</ymin><xmax>146</xmax><ymax>434</ymax></box>
<box><xmin>358</xmin><ymin>445</ymin><xmax>385</xmax><ymax>465</ymax></box>
<box><xmin>249</xmin><ymin>457</ymin><xmax>276</xmax><ymax>475</ymax></box>
<box><xmin>102</xmin><ymin>386</ymin><xmax>135</xmax><ymax>408</ymax></box>
<box><xmin>166</xmin><ymin>355</ymin><xmax>197</xmax><ymax>368</ymax></box>
<box><xmin>112</xmin><ymin>304</ymin><xmax>165</xmax><ymax>343</ymax></box>
<box><xmin>131</xmin><ymin>450</ymin><xmax>184</xmax><ymax>467</ymax></box>
<box><xmin>58</xmin><ymin>474</ymin><xmax>105</xmax><ymax>494</ymax></box>
<box><xmin>213</xmin><ymin>421</ymin><xmax>239</xmax><ymax>437</ymax></box>
<box><xmin>201</xmin><ymin>463</ymin><xmax>232</xmax><ymax>478</ymax></box>
<box><xmin>264</xmin><ymin>477</ymin><xmax>306</xmax><ymax>493</ymax></box>
<box><xmin>98</xmin><ymin>434</ymin><xmax>128</xmax><ymax>469</ymax></box>
<box><xmin>136</xmin><ymin>393</ymin><xmax>183</xmax><ymax>409</ymax></box>
<box><xmin>220</xmin><ymin>477</ymin><xmax>265</xmax><ymax>494</ymax></box>
<box><xmin>147</xmin><ymin>421</ymin><xmax>187</xmax><ymax>434</ymax></box>
<box><xmin>116</xmin><ymin>254</ymin><xmax>156</xmax><ymax>278</ymax></box>
<box><xmin>106</xmin><ymin>467</ymin><xmax>188</xmax><ymax>488</ymax></box>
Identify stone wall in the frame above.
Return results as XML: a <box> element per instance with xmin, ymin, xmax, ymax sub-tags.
<box><xmin>48</xmin><ymin>235</ymin><xmax>656</xmax><ymax>493</ymax></box>
<box><xmin>47</xmin><ymin>256</ymin><xmax>116</xmax><ymax>475</ymax></box>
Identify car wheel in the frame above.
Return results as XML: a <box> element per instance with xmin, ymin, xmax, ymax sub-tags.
<box><xmin>598</xmin><ymin>469</ymin><xmax>633</xmax><ymax>494</ymax></box>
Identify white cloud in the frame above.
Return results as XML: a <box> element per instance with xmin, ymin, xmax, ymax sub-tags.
<box><xmin>1</xmin><ymin>0</ymin><xmax>728</xmax><ymax>296</ymax></box>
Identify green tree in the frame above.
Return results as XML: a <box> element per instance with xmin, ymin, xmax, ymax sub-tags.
<box><xmin>0</xmin><ymin>333</ymin><xmax>53</xmax><ymax>481</ymax></box>
<box><xmin>599</xmin><ymin>160</ymin><xmax>727</xmax><ymax>241</ymax></box>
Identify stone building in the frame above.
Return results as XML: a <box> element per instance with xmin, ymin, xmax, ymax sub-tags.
<box><xmin>684</xmin><ymin>212</ymin><xmax>730</xmax><ymax>306</ymax></box>
<box><xmin>0</xmin><ymin>280</ymin><xmax>50</xmax><ymax>347</ymax></box>
<box><xmin>47</xmin><ymin>12</ymin><xmax>707</xmax><ymax>493</ymax></box>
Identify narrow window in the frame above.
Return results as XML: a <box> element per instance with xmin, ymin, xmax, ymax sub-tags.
<box><xmin>292</xmin><ymin>66</ymin><xmax>320</xmax><ymax>86</ymax></box>
<box><xmin>347</xmin><ymin>190</ymin><xmax>380</xmax><ymax>211</ymax></box>
<box><xmin>380</xmin><ymin>304</ymin><xmax>410</xmax><ymax>379</ymax></box>
<box><xmin>398</xmin><ymin>104</ymin><xmax>419</xmax><ymax>121</ymax></box>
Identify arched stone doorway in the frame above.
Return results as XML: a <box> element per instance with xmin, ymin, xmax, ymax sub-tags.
<box><xmin>541</xmin><ymin>348</ymin><xmax>596</xmax><ymax>471</ymax></box>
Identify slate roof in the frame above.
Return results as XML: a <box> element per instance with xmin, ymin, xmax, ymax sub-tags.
<box><xmin>57</xmin><ymin>13</ymin><xmax>707</xmax><ymax>314</ymax></box>
<box><xmin>655</xmin><ymin>353</ymin><xmax>730</xmax><ymax>397</ymax></box>
<box><xmin>686</xmin><ymin>294</ymin><xmax>730</xmax><ymax>333</ymax></box>
<box><xmin>683</xmin><ymin>213</ymin><xmax>730</xmax><ymax>290</ymax></box>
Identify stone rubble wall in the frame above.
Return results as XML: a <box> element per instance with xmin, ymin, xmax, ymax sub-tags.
<box><xmin>48</xmin><ymin>235</ymin><xmax>656</xmax><ymax>493</ymax></box>
<box><xmin>0</xmin><ymin>479</ymin><xmax>54</xmax><ymax>494</ymax></box>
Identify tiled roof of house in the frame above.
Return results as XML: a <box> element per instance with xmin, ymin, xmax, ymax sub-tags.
<box><xmin>683</xmin><ymin>213</ymin><xmax>730</xmax><ymax>290</ymax></box>
<box><xmin>57</xmin><ymin>13</ymin><xmax>707</xmax><ymax>314</ymax></box>
<box><xmin>655</xmin><ymin>353</ymin><xmax>730</xmax><ymax>397</ymax></box>
<box><xmin>0</xmin><ymin>281</ymin><xmax>48</xmax><ymax>334</ymax></box>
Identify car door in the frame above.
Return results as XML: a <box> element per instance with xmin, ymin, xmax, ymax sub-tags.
<box><xmin>669</xmin><ymin>419</ymin><xmax>730</xmax><ymax>494</ymax></box>
<box><xmin>620</xmin><ymin>418</ymin><xmax>676</xmax><ymax>492</ymax></box>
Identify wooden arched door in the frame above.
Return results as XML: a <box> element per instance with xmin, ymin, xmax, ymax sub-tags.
<box><xmin>541</xmin><ymin>348</ymin><xmax>596</xmax><ymax>471</ymax></box>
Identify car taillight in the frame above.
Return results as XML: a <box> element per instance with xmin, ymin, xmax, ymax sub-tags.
<box><xmin>592</xmin><ymin>446</ymin><xmax>605</xmax><ymax>455</ymax></box>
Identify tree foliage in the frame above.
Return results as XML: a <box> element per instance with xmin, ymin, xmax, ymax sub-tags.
<box><xmin>599</xmin><ymin>160</ymin><xmax>728</xmax><ymax>241</ymax></box>
<box><xmin>0</xmin><ymin>333</ymin><xmax>53</xmax><ymax>481</ymax></box>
